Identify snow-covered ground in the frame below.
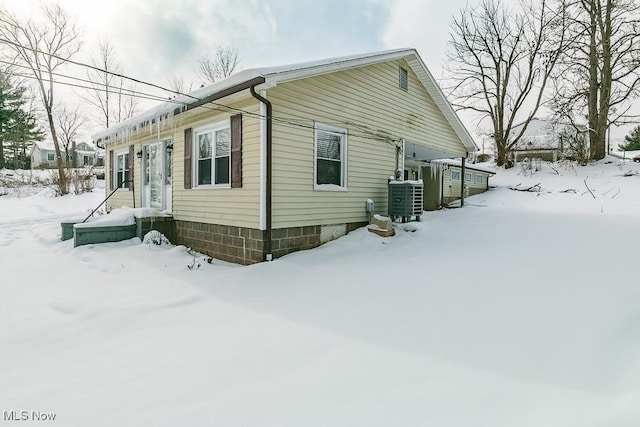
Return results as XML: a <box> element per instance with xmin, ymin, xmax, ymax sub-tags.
<box><xmin>1</xmin><ymin>158</ymin><xmax>640</xmax><ymax>426</ymax></box>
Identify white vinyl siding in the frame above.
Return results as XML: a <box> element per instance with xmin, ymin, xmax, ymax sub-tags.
<box><xmin>106</xmin><ymin>97</ymin><xmax>261</xmax><ymax>227</ymax></box>
<box><xmin>268</xmin><ymin>59</ymin><xmax>467</xmax><ymax>228</ymax></box>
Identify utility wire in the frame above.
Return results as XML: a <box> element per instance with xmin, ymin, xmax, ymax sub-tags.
<box><xmin>9</xmin><ymin>71</ymin><xmax>187</xmax><ymax>105</ymax></box>
<box><xmin>0</xmin><ymin>37</ymin><xmax>402</xmax><ymax>145</ymax></box>
<box><xmin>1</xmin><ymin>60</ymin><xmax>181</xmax><ymax>104</ymax></box>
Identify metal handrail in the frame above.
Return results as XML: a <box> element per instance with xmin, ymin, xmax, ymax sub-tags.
<box><xmin>81</xmin><ymin>179</ymin><xmax>134</xmax><ymax>223</ymax></box>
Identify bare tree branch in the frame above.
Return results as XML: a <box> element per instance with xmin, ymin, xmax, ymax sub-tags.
<box><xmin>0</xmin><ymin>3</ymin><xmax>82</xmax><ymax>194</ymax></box>
<box><xmin>446</xmin><ymin>0</ymin><xmax>569</xmax><ymax>167</ymax></box>
<box><xmin>197</xmin><ymin>45</ymin><xmax>240</xmax><ymax>85</ymax></box>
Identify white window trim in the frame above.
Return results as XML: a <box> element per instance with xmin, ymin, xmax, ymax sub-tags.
<box><xmin>192</xmin><ymin>120</ymin><xmax>231</xmax><ymax>189</ymax></box>
<box><xmin>475</xmin><ymin>174</ymin><xmax>483</xmax><ymax>184</ymax></box>
<box><xmin>46</xmin><ymin>152</ymin><xmax>55</xmax><ymax>162</ymax></box>
<box><xmin>465</xmin><ymin>172</ymin><xmax>472</xmax><ymax>182</ymax></box>
<box><xmin>114</xmin><ymin>149</ymin><xmax>130</xmax><ymax>189</ymax></box>
<box><xmin>451</xmin><ymin>169</ymin><xmax>461</xmax><ymax>181</ymax></box>
<box><xmin>314</xmin><ymin>123</ymin><xmax>348</xmax><ymax>191</ymax></box>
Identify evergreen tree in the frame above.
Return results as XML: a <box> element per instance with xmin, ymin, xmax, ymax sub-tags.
<box><xmin>0</xmin><ymin>72</ymin><xmax>25</xmax><ymax>169</ymax></box>
<box><xmin>0</xmin><ymin>73</ymin><xmax>43</xmax><ymax>169</ymax></box>
<box><xmin>619</xmin><ymin>125</ymin><xmax>640</xmax><ymax>152</ymax></box>
<box><xmin>5</xmin><ymin>109</ymin><xmax>43</xmax><ymax>169</ymax></box>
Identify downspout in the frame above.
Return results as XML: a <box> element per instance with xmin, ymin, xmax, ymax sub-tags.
<box><xmin>250</xmin><ymin>85</ymin><xmax>273</xmax><ymax>261</ymax></box>
<box><xmin>460</xmin><ymin>154</ymin><xmax>467</xmax><ymax>208</ymax></box>
<box><xmin>439</xmin><ymin>165</ymin><xmax>444</xmax><ymax>208</ymax></box>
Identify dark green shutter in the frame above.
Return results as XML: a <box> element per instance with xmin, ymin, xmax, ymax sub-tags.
<box><xmin>128</xmin><ymin>145</ymin><xmax>134</xmax><ymax>191</ymax></box>
<box><xmin>230</xmin><ymin>114</ymin><xmax>242</xmax><ymax>188</ymax></box>
<box><xmin>108</xmin><ymin>149</ymin><xmax>113</xmax><ymax>191</ymax></box>
<box><xmin>184</xmin><ymin>127</ymin><xmax>192</xmax><ymax>189</ymax></box>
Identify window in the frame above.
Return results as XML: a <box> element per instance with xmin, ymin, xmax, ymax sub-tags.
<box><xmin>194</xmin><ymin>122</ymin><xmax>230</xmax><ymax>187</ymax></box>
<box><xmin>451</xmin><ymin>170</ymin><xmax>460</xmax><ymax>181</ymax></box>
<box><xmin>475</xmin><ymin>174</ymin><xmax>483</xmax><ymax>184</ymax></box>
<box><xmin>115</xmin><ymin>151</ymin><xmax>130</xmax><ymax>188</ymax></box>
<box><xmin>399</xmin><ymin>66</ymin><xmax>408</xmax><ymax>91</ymax></box>
<box><xmin>47</xmin><ymin>153</ymin><xmax>55</xmax><ymax>162</ymax></box>
<box><xmin>465</xmin><ymin>172</ymin><xmax>472</xmax><ymax>182</ymax></box>
<box><xmin>315</xmin><ymin>125</ymin><xmax>346</xmax><ymax>189</ymax></box>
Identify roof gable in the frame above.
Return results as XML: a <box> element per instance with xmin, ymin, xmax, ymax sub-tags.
<box><xmin>94</xmin><ymin>48</ymin><xmax>477</xmax><ymax>153</ymax></box>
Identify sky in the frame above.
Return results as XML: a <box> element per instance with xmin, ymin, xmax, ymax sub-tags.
<box><xmin>1</xmin><ymin>0</ymin><xmax>474</xmax><ymax>79</ymax></box>
<box><xmin>0</xmin><ymin>0</ymin><xmax>632</xmax><ymax>142</ymax></box>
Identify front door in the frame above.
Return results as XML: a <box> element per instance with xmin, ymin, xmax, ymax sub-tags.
<box><xmin>148</xmin><ymin>142</ymin><xmax>163</xmax><ymax>208</ymax></box>
<box><xmin>142</xmin><ymin>139</ymin><xmax>172</xmax><ymax>211</ymax></box>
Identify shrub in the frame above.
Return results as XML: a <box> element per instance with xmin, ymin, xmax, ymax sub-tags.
<box><xmin>476</xmin><ymin>153</ymin><xmax>491</xmax><ymax>163</ymax></box>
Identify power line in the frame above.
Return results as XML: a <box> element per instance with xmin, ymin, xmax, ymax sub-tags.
<box><xmin>0</xmin><ymin>60</ymin><xmax>180</xmax><ymax>104</ymax></box>
<box><xmin>0</xmin><ymin>37</ymin><xmax>402</xmax><ymax>145</ymax></box>
<box><xmin>9</xmin><ymin>71</ymin><xmax>186</xmax><ymax>105</ymax></box>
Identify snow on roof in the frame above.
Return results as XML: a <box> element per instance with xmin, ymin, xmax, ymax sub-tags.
<box><xmin>33</xmin><ymin>141</ymin><xmax>56</xmax><ymax>151</ymax></box>
<box><xmin>430</xmin><ymin>158</ymin><xmax>496</xmax><ymax>174</ymax></box>
<box><xmin>93</xmin><ymin>48</ymin><xmax>477</xmax><ymax>152</ymax></box>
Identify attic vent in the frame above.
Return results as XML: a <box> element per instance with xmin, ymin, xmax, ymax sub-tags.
<box><xmin>399</xmin><ymin>66</ymin><xmax>408</xmax><ymax>91</ymax></box>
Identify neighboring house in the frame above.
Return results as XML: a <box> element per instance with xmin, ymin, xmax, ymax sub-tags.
<box><xmin>509</xmin><ymin>118</ymin><xmax>588</xmax><ymax>163</ymax></box>
<box><xmin>30</xmin><ymin>141</ymin><xmax>58</xmax><ymax>169</ymax></box>
<box><xmin>94</xmin><ymin>48</ymin><xmax>478</xmax><ymax>265</ymax></box>
<box><xmin>419</xmin><ymin>159</ymin><xmax>495</xmax><ymax>210</ymax></box>
<box><xmin>72</xmin><ymin>142</ymin><xmax>103</xmax><ymax>167</ymax></box>
<box><xmin>31</xmin><ymin>141</ymin><xmax>103</xmax><ymax>169</ymax></box>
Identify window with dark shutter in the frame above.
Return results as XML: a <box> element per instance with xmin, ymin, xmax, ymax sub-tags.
<box><xmin>230</xmin><ymin>114</ymin><xmax>242</xmax><ymax>188</ymax></box>
<box><xmin>192</xmin><ymin>120</ymin><xmax>231</xmax><ymax>187</ymax></box>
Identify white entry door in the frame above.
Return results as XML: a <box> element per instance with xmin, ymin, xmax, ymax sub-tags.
<box><xmin>142</xmin><ymin>139</ymin><xmax>172</xmax><ymax>211</ymax></box>
<box><xmin>149</xmin><ymin>142</ymin><xmax>162</xmax><ymax>208</ymax></box>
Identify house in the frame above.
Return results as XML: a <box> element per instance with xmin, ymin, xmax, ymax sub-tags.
<box><xmin>31</xmin><ymin>141</ymin><xmax>103</xmax><ymax>169</ymax></box>
<box><xmin>72</xmin><ymin>142</ymin><xmax>104</xmax><ymax>167</ymax></box>
<box><xmin>30</xmin><ymin>141</ymin><xmax>59</xmax><ymax>169</ymax></box>
<box><xmin>418</xmin><ymin>159</ymin><xmax>495</xmax><ymax>210</ymax></box>
<box><xmin>93</xmin><ymin>48</ymin><xmax>478</xmax><ymax>265</ymax></box>
<box><xmin>509</xmin><ymin>118</ymin><xmax>588</xmax><ymax>163</ymax></box>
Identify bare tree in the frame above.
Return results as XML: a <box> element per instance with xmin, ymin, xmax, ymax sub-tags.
<box><xmin>55</xmin><ymin>103</ymin><xmax>85</xmax><ymax>167</ymax></box>
<box><xmin>166</xmin><ymin>72</ymin><xmax>194</xmax><ymax>94</ymax></box>
<box><xmin>447</xmin><ymin>0</ymin><xmax>568</xmax><ymax>167</ymax></box>
<box><xmin>552</xmin><ymin>0</ymin><xmax>640</xmax><ymax>160</ymax></box>
<box><xmin>84</xmin><ymin>40</ymin><xmax>139</xmax><ymax>128</ymax></box>
<box><xmin>0</xmin><ymin>4</ymin><xmax>82</xmax><ymax>194</ymax></box>
<box><xmin>198</xmin><ymin>45</ymin><xmax>240</xmax><ymax>84</ymax></box>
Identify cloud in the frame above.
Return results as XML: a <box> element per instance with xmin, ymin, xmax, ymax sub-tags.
<box><xmin>85</xmin><ymin>0</ymin><xmax>278</xmax><ymax>83</ymax></box>
<box><xmin>381</xmin><ymin>0</ymin><xmax>472</xmax><ymax>77</ymax></box>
